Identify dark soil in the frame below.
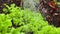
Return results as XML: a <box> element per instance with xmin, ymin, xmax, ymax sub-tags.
<box><xmin>39</xmin><ymin>0</ymin><xmax>60</xmax><ymax>27</ymax></box>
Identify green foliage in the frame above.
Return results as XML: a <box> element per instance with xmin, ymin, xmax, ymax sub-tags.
<box><xmin>0</xmin><ymin>14</ymin><xmax>12</xmax><ymax>34</ymax></box>
<box><xmin>1</xmin><ymin>4</ymin><xmax>60</xmax><ymax>34</ymax></box>
<box><xmin>37</xmin><ymin>26</ymin><xmax>57</xmax><ymax>34</ymax></box>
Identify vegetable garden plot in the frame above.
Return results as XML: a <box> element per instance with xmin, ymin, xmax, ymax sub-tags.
<box><xmin>0</xmin><ymin>0</ymin><xmax>60</xmax><ymax>34</ymax></box>
<box><xmin>0</xmin><ymin>4</ymin><xmax>60</xmax><ymax>34</ymax></box>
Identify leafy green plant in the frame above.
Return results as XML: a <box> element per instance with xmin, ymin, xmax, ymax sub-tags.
<box><xmin>1</xmin><ymin>4</ymin><xmax>60</xmax><ymax>34</ymax></box>
<box><xmin>0</xmin><ymin>14</ymin><xmax>12</xmax><ymax>34</ymax></box>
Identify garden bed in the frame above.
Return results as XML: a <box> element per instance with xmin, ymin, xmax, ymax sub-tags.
<box><xmin>0</xmin><ymin>0</ymin><xmax>60</xmax><ymax>34</ymax></box>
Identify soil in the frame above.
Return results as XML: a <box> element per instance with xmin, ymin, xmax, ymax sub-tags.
<box><xmin>39</xmin><ymin>0</ymin><xmax>60</xmax><ymax>27</ymax></box>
